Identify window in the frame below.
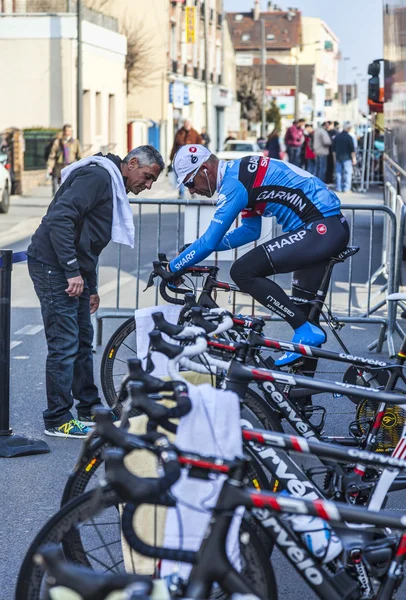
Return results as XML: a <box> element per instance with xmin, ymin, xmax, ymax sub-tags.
<box><xmin>235</xmin><ymin>14</ymin><xmax>243</xmax><ymax>21</ymax></box>
<box><xmin>242</xmin><ymin>34</ymin><xmax>250</xmax><ymax>42</ymax></box>
<box><xmin>170</xmin><ymin>23</ymin><xmax>176</xmax><ymax>61</ymax></box>
<box><xmin>267</xmin><ymin>33</ymin><xmax>275</xmax><ymax>40</ymax></box>
<box><xmin>83</xmin><ymin>90</ymin><xmax>91</xmax><ymax>148</ymax></box>
<box><xmin>224</xmin><ymin>142</ymin><xmax>256</xmax><ymax>152</ymax></box>
<box><xmin>95</xmin><ymin>92</ymin><xmax>102</xmax><ymax>136</ymax></box>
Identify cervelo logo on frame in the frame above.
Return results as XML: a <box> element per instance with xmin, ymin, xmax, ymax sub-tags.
<box><xmin>316</xmin><ymin>224</ymin><xmax>327</xmax><ymax>235</ymax></box>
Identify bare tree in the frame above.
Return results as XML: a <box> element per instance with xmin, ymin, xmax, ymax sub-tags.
<box><xmin>85</xmin><ymin>0</ymin><xmax>158</xmax><ymax>95</ymax></box>
<box><xmin>121</xmin><ymin>22</ymin><xmax>158</xmax><ymax>95</ymax></box>
<box><xmin>236</xmin><ymin>67</ymin><xmax>262</xmax><ymax>123</ymax></box>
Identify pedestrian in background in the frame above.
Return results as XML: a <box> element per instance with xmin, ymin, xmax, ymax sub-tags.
<box><xmin>313</xmin><ymin>122</ymin><xmax>332</xmax><ymax>182</ymax></box>
<box><xmin>28</xmin><ymin>145</ymin><xmax>164</xmax><ymax>438</ymax></box>
<box><xmin>169</xmin><ymin>119</ymin><xmax>202</xmax><ymax>199</ymax></box>
<box><xmin>224</xmin><ymin>131</ymin><xmax>236</xmax><ymax>144</ymax></box>
<box><xmin>284</xmin><ymin>118</ymin><xmax>305</xmax><ymax>167</ymax></box>
<box><xmin>47</xmin><ymin>124</ymin><xmax>81</xmax><ymax>195</ymax></box>
<box><xmin>333</xmin><ymin>121</ymin><xmax>356</xmax><ymax>193</ymax></box>
<box><xmin>201</xmin><ymin>126</ymin><xmax>211</xmax><ymax>149</ymax></box>
<box><xmin>265</xmin><ymin>129</ymin><xmax>281</xmax><ymax>159</ymax></box>
<box><xmin>303</xmin><ymin>124</ymin><xmax>316</xmax><ymax>174</ymax></box>
<box><xmin>326</xmin><ymin>121</ymin><xmax>339</xmax><ymax>184</ymax></box>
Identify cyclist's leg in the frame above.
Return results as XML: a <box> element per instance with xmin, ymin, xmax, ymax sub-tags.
<box><xmin>230</xmin><ymin>215</ymin><xmax>349</xmax><ymax>363</ymax></box>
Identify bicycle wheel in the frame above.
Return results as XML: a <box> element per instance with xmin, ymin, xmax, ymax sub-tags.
<box><xmin>15</xmin><ymin>487</ymin><xmax>122</xmax><ymax>600</ymax></box>
<box><xmin>244</xmin><ymin>387</ymin><xmax>283</xmax><ymax>434</ymax></box>
<box><xmin>101</xmin><ymin>317</ymin><xmax>136</xmax><ymax>411</ymax></box>
<box><xmin>61</xmin><ymin>437</ymin><xmax>109</xmax><ymax>505</ymax></box>
<box><xmin>190</xmin><ymin>515</ymin><xmax>277</xmax><ymax>600</ymax></box>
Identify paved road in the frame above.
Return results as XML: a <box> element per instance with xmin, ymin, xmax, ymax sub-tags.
<box><xmin>2</xmin><ymin>183</ymin><xmax>405</xmax><ymax>599</ymax></box>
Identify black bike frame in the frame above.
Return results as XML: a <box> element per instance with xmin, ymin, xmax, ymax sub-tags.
<box><xmin>121</xmin><ymin>439</ymin><xmax>406</xmax><ymax>600</ymax></box>
<box><xmin>180</xmin><ymin>434</ymin><xmax>406</xmax><ymax>600</ymax></box>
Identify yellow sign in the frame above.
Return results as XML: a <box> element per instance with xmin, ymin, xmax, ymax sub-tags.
<box><xmin>186</xmin><ymin>6</ymin><xmax>196</xmax><ymax>43</ymax></box>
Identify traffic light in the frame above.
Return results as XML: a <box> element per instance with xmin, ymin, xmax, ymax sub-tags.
<box><xmin>368</xmin><ymin>60</ymin><xmax>381</xmax><ymax>103</ymax></box>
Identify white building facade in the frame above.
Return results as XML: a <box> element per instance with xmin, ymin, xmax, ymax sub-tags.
<box><xmin>0</xmin><ymin>12</ymin><xmax>127</xmax><ymax>156</ymax></box>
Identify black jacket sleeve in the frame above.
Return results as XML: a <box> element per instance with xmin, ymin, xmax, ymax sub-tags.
<box><xmin>46</xmin><ymin>168</ymin><xmax>109</xmax><ymax>279</ymax></box>
<box><xmin>86</xmin><ymin>268</ymin><xmax>98</xmax><ymax>295</ymax></box>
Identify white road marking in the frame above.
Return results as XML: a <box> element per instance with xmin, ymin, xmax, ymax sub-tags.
<box><xmin>10</xmin><ymin>341</ymin><xmax>22</xmax><ymax>350</ymax></box>
<box><xmin>13</xmin><ymin>356</ymin><xmax>30</xmax><ymax>360</ymax></box>
<box><xmin>15</xmin><ymin>324</ymin><xmax>44</xmax><ymax>335</ymax></box>
<box><xmin>97</xmin><ymin>275</ymin><xmax>133</xmax><ymax>296</ymax></box>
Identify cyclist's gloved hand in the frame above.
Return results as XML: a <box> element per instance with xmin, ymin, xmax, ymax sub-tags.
<box><xmin>165</xmin><ymin>262</ymin><xmax>185</xmax><ymax>289</ymax></box>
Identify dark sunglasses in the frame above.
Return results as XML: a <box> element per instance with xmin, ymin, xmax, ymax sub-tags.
<box><xmin>184</xmin><ymin>176</ymin><xmax>195</xmax><ymax>189</ymax></box>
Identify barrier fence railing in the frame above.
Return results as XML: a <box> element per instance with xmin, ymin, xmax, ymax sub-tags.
<box><xmin>94</xmin><ymin>199</ymin><xmax>401</xmax><ymax>356</ymax></box>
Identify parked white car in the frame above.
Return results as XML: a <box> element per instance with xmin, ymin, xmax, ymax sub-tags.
<box><xmin>0</xmin><ymin>161</ymin><xmax>11</xmax><ymax>213</ymax></box>
<box><xmin>217</xmin><ymin>140</ymin><xmax>264</xmax><ymax>161</ymax></box>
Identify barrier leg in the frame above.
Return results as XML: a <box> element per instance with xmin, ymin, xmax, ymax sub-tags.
<box><xmin>0</xmin><ymin>250</ymin><xmax>49</xmax><ymax>457</ymax></box>
<box><xmin>97</xmin><ymin>315</ymin><xmax>103</xmax><ymax>347</ymax></box>
<box><xmin>368</xmin><ymin>323</ymin><xmax>387</xmax><ymax>352</ymax></box>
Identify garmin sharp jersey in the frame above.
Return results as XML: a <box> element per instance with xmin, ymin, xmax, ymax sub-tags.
<box><xmin>169</xmin><ymin>156</ymin><xmax>342</xmax><ymax>273</ymax></box>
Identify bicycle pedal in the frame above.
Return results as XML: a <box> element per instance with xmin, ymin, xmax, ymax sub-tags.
<box><xmin>302</xmin><ymin>405</ymin><xmax>326</xmax><ymax>433</ymax></box>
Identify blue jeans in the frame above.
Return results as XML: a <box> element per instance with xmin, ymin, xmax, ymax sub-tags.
<box><xmin>28</xmin><ymin>257</ymin><xmax>101</xmax><ymax>428</ymax></box>
<box><xmin>335</xmin><ymin>159</ymin><xmax>353</xmax><ymax>192</ymax></box>
<box><xmin>287</xmin><ymin>146</ymin><xmax>301</xmax><ymax>167</ymax></box>
<box><xmin>307</xmin><ymin>159</ymin><xmax>316</xmax><ymax>175</ymax></box>
<box><xmin>315</xmin><ymin>155</ymin><xmax>328</xmax><ymax>182</ymax></box>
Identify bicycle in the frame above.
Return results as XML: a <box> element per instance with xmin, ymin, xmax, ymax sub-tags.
<box><xmin>24</xmin><ymin>405</ymin><xmax>406</xmax><ymax>600</ymax></box>
<box><xmin>16</xmin><ymin>388</ymin><xmax>274</xmax><ymax>600</ymax></box>
<box><xmin>101</xmin><ymin>244</ymin><xmax>360</xmax><ymax>410</ymax></box>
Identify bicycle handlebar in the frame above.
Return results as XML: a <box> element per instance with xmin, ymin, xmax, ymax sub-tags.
<box><xmin>121</xmin><ymin>500</ymin><xmax>197</xmax><ymax>564</ymax></box>
<box><xmin>35</xmin><ymin>544</ymin><xmax>153</xmax><ymax>600</ymax></box>
<box><xmin>104</xmin><ymin>442</ymin><xmax>181</xmax><ymax>504</ymax></box>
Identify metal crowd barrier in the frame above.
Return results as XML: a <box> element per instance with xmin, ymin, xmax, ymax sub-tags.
<box><xmin>94</xmin><ymin>198</ymin><xmax>401</xmax><ymax>356</ymax></box>
<box><xmin>372</xmin><ymin>183</ymin><xmax>406</xmax><ymax>354</ymax></box>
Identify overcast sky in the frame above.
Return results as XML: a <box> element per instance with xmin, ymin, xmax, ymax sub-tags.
<box><xmin>223</xmin><ymin>0</ymin><xmax>384</xmax><ymax>109</ymax></box>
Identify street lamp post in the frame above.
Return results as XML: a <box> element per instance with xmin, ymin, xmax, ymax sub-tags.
<box><xmin>341</xmin><ymin>56</ymin><xmax>350</xmax><ymax>113</ymax></box>
<box><xmin>261</xmin><ymin>19</ymin><xmax>267</xmax><ymax>138</ymax></box>
<box><xmin>294</xmin><ymin>45</ymin><xmax>300</xmax><ymax>121</ymax></box>
<box><xmin>77</xmin><ymin>0</ymin><xmax>83</xmax><ymax>144</ymax></box>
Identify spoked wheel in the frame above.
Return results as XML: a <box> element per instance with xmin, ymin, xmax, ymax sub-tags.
<box><xmin>101</xmin><ymin>317</ymin><xmax>136</xmax><ymax>413</ymax></box>
<box><xmin>15</xmin><ymin>488</ymin><xmax>123</xmax><ymax>600</ymax></box>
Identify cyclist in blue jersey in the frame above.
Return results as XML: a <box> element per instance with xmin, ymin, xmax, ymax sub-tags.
<box><xmin>167</xmin><ymin>144</ymin><xmax>349</xmax><ymax>365</ymax></box>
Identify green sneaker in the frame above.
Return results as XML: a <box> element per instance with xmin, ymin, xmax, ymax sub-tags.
<box><xmin>44</xmin><ymin>419</ymin><xmax>91</xmax><ymax>439</ymax></box>
<box><xmin>77</xmin><ymin>410</ymin><xmax>118</xmax><ymax>426</ymax></box>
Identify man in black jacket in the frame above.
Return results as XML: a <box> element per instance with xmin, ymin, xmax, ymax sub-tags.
<box><xmin>27</xmin><ymin>145</ymin><xmax>164</xmax><ymax>438</ymax></box>
<box><xmin>332</xmin><ymin>122</ymin><xmax>356</xmax><ymax>193</ymax></box>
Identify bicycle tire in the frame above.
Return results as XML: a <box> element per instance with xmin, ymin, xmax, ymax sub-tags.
<box><xmin>15</xmin><ymin>487</ymin><xmax>120</xmax><ymax>600</ymax></box>
<box><xmin>101</xmin><ymin>317</ymin><xmax>136</xmax><ymax>413</ymax></box>
<box><xmin>61</xmin><ymin>437</ymin><xmax>109</xmax><ymax>505</ymax></box>
<box><xmin>209</xmin><ymin>515</ymin><xmax>278</xmax><ymax>600</ymax></box>
<box><xmin>244</xmin><ymin>387</ymin><xmax>283</xmax><ymax>434</ymax></box>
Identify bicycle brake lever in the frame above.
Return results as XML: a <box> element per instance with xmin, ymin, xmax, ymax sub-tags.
<box><xmin>144</xmin><ymin>270</ymin><xmax>156</xmax><ymax>291</ymax></box>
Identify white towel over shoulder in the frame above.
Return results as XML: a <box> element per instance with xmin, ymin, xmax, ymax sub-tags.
<box><xmin>61</xmin><ymin>155</ymin><xmax>135</xmax><ymax>247</ymax></box>
<box><xmin>161</xmin><ymin>383</ymin><xmax>243</xmax><ymax>580</ymax></box>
